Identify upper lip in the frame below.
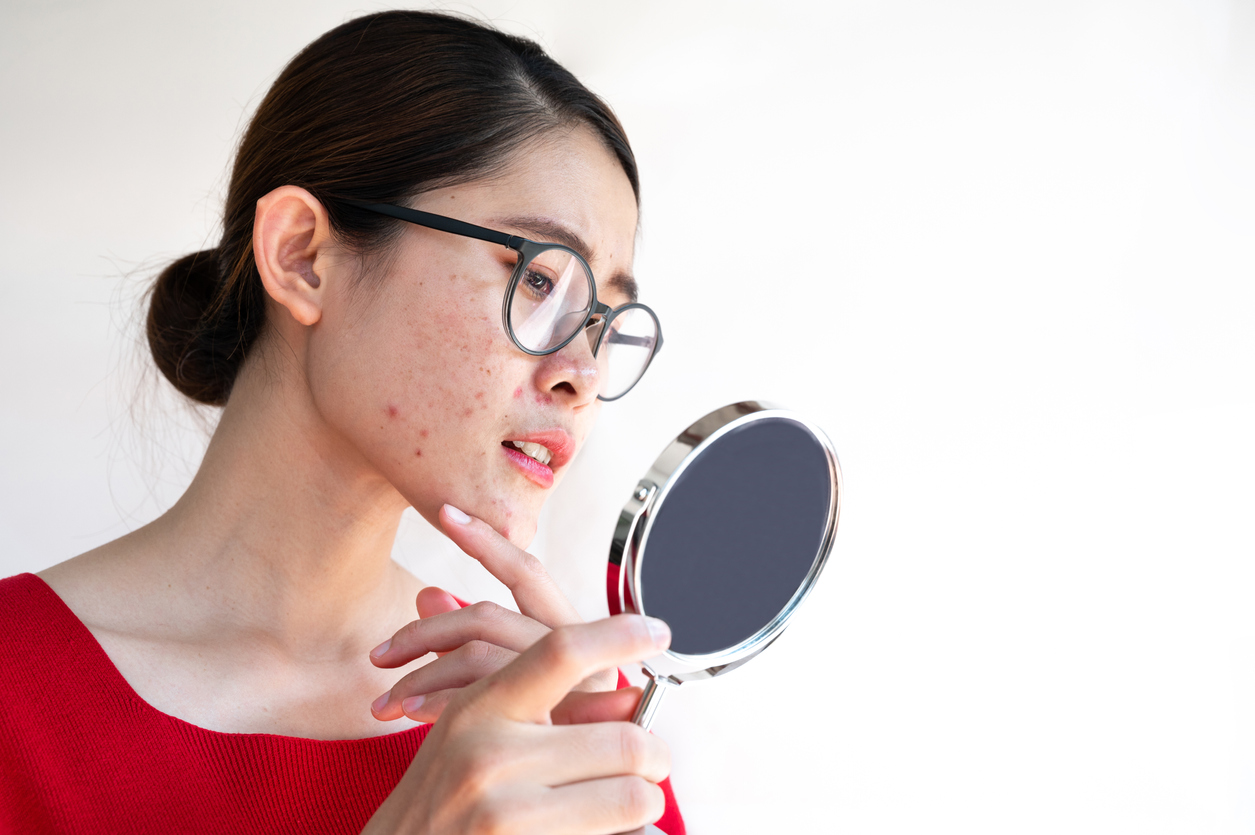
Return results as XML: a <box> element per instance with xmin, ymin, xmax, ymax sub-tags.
<box><xmin>503</xmin><ymin>428</ymin><xmax>576</xmax><ymax>471</ymax></box>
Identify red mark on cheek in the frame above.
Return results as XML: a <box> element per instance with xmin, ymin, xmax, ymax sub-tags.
<box><xmin>475</xmin><ymin>391</ymin><xmax>484</xmax><ymax>400</ymax></box>
<box><xmin>513</xmin><ymin>387</ymin><xmax>523</xmax><ymax>399</ymax></box>
<box><xmin>420</xmin><ymin>429</ymin><xmax>429</xmax><ymax>438</ymax></box>
<box><xmin>463</xmin><ymin>407</ymin><xmax>473</xmax><ymax>417</ymax></box>
<box><xmin>534</xmin><ymin>393</ymin><xmax>553</xmax><ymax>405</ymax></box>
<box><xmin>386</xmin><ymin>404</ymin><xmax>399</xmax><ymax>419</ymax></box>
<box><xmin>414</xmin><ymin>449</ymin><xmax>422</xmax><ymax>457</ymax></box>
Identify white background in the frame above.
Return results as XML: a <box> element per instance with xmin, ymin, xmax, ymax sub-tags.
<box><xmin>3</xmin><ymin>1</ymin><xmax>1254</xmax><ymax>832</ymax></box>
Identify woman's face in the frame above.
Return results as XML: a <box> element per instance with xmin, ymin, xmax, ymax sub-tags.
<box><xmin>306</xmin><ymin>127</ymin><xmax>640</xmax><ymax>546</ymax></box>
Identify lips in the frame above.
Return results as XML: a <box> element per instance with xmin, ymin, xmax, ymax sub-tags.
<box><xmin>500</xmin><ymin>429</ymin><xmax>575</xmax><ymax>488</ymax></box>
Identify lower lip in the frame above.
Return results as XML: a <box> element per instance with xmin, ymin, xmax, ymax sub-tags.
<box><xmin>501</xmin><ymin>444</ymin><xmax>554</xmax><ymax>488</ymax></box>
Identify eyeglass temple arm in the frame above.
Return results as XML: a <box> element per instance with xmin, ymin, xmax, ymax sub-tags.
<box><xmin>607</xmin><ymin>333</ymin><xmax>655</xmax><ymax>348</ymax></box>
<box><xmin>342</xmin><ymin>200</ymin><xmax>523</xmax><ymax>250</ymax></box>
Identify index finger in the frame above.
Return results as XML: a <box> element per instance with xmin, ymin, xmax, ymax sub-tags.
<box><xmin>440</xmin><ymin>504</ymin><xmax>581</xmax><ymax>627</ymax></box>
<box><xmin>469</xmin><ymin>615</ymin><xmax>670</xmax><ymax>723</ymax></box>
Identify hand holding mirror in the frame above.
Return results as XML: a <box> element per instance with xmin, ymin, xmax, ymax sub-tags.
<box><xmin>607</xmin><ymin>401</ymin><xmax>842</xmax><ymax>729</ymax></box>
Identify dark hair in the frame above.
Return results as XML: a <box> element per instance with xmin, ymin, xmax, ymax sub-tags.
<box><xmin>147</xmin><ymin>10</ymin><xmax>638</xmax><ymax>406</ymax></box>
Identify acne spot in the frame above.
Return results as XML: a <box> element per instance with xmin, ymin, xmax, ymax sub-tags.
<box><xmin>386</xmin><ymin>404</ymin><xmax>399</xmax><ymax>419</ymax></box>
<box><xmin>420</xmin><ymin>429</ymin><xmax>429</xmax><ymax>438</ymax></box>
<box><xmin>513</xmin><ymin>387</ymin><xmax>523</xmax><ymax>399</ymax></box>
<box><xmin>475</xmin><ymin>391</ymin><xmax>484</xmax><ymax>400</ymax></box>
<box><xmin>535</xmin><ymin>393</ymin><xmax>553</xmax><ymax>405</ymax></box>
<box><xmin>463</xmin><ymin>408</ymin><xmax>473</xmax><ymax>417</ymax></box>
<box><xmin>414</xmin><ymin>449</ymin><xmax>422</xmax><ymax>457</ymax></box>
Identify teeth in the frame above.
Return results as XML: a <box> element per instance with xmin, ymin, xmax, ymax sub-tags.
<box><xmin>511</xmin><ymin>440</ymin><xmax>553</xmax><ymax>466</ymax></box>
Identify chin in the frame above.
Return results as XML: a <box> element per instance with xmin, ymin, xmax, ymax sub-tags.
<box><xmin>469</xmin><ymin>497</ymin><xmax>540</xmax><ymax>550</ymax></box>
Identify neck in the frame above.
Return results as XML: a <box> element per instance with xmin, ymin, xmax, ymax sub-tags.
<box><xmin>131</xmin><ymin>345</ymin><xmax>415</xmax><ymax>648</ymax></box>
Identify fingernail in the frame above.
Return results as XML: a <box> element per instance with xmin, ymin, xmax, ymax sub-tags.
<box><xmin>644</xmin><ymin>617</ymin><xmax>671</xmax><ymax>648</ymax></box>
<box><xmin>401</xmin><ymin>695</ymin><xmax>425</xmax><ymax>715</ymax></box>
<box><xmin>370</xmin><ymin>639</ymin><xmax>390</xmax><ymax>659</ymax></box>
<box><xmin>371</xmin><ymin>692</ymin><xmax>390</xmax><ymax>714</ymax></box>
<box><xmin>444</xmin><ymin>504</ymin><xmax>471</xmax><ymax>525</ymax></box>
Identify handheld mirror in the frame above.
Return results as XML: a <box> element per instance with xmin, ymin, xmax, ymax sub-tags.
<box><xmin>607</xmin><ymin>401</ymin><xmax>842</xmax><ymax>730</ymax></box>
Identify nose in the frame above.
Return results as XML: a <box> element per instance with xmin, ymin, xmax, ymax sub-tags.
<box><xmin>532</xmin><ymin>322</ymin><xmax>605</xmax><ymax>407</ymax></box>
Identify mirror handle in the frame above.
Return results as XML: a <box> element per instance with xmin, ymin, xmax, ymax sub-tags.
<box><xmin>631</xmin><ymin>669</ymin><xmax>678</xmax><ymax>730</ymax></box>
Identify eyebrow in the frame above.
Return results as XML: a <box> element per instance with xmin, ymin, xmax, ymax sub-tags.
<box><xmin>495</xmin><ymin>214</ymin><xmax>639</xmax><ymax>304</ymax></box>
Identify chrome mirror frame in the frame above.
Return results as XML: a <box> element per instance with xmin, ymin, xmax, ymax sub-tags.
<box><xmin>606</xmin><ymin>401</ymin><xmax>843</xmax><ymax>729</ymax></box>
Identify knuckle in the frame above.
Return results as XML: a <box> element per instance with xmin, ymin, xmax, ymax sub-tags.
<box><xmin>468</xmin><ymin>600</ymin><xmax>505</xmax><ymax>625</ymax></box>
<box><xmin>615</xmin><ymin>778</ymin><xmax>662</xmax><ymax>825</ymax></box>
<box><xmin>462</xmin><ymin>639</ymin><xmax>502</xmax><ymax>670</ymax></box>
<box><xmin>615</xmin><ymin>723</ymin><xmax>649</xmax><ymax>772</ymax></box>
<box><xmin>542</xmin><ymin>626</ymin><xmax>582</xmax><ymax>666</ymax></box>
<box><xmin>395</xmin><ymin>618</ymin><xmax>425</xmax><ymax>648</ymax></box>
<box><xmin>517</xmin><ymin>551</ymin><xmax>549</xmax><ymax>581</ymax></box>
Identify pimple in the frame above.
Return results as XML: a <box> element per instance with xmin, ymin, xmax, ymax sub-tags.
<box><xmin>534</xmin><ymin>393</ymin><xmax>553</xmax><ymax>404</ymax></box>
<box><xmin>463</xmin><ymin>407</ymin><xmax>473</xmax><ymax>417</ymax></box>
<box><xmin>414</xmin><ymin>449</ymin><xmax>422</xmax><ymax>457</ymax></box>
<box><xmin>513</xmin><ymin>387</ymin><xmax>523</xmax><ymax>399</ymax></box>
<box><xmin>420</xmin><ymin>429</ymin><xmax>429</xmax><ymax>438</ymax></box>
<box><xmin>475</xmin><ymin>391</ymin><xmax>484</xmax><ymax>400</ymax></box>
<box><xmin>386</xmin><ymin>404</ymin><xmax>399</xmax><ymax>418</ymax></box>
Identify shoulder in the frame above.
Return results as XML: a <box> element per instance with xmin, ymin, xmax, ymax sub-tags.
<box><xmin>0</xmin><ymin>572</ymin><xmax>115</xmax><ymax>751</ymax></box>
<box><xmin>0</xmin><ymin>572</ymin><xmax>102</xmax><ymax>680</ymax></box>
<box><xmin>0</xmin><ymin>573</ymin><xmax>71</xmax><ymax>643</ymax></box>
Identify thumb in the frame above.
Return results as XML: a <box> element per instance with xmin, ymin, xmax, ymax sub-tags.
<box><xmin>415</xmin><ymin>586</ymin><xmax>463</xmax><ymax>656</ymax></box>
<box><xmin>416</xmin><ymin>586</ymin><xmax>462</xmax><ymax>618</ymax></box>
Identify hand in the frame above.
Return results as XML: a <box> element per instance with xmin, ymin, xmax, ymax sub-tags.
<box><xmin>361</xmin><ymin>615</ymin><xmax>673</xmax><ymax>835</ymax></box>
<box><xmin>370</xmin><ymin>504</ymin><xmax>619</xmax><ymax>724</ymax></box>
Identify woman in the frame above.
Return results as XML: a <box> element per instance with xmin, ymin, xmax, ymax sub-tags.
<box><xmin>0</xmin><ymin>10</ymin><xmax>682</xmax><ymax>835</ymax></box>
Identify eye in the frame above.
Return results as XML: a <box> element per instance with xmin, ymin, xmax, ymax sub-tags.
<box><xmin>521</xmin><ymin>266</ymin><xmax>555</xmax><ymax>299</ymax></box>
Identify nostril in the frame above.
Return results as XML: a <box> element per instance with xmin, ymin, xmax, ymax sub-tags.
<box><xmin>551</xmin><ymin>381</ymin><xmax>577</xmax><ymax>395</ymax></box>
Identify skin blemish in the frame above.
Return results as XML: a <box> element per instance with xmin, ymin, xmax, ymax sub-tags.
<box><xmin>513</xmin><ymin>387</ymin><xmax>523</xmax><ymax>399</ymax></box>
<box><xmin>414</xmin><ymin>449</ymin><xmax>422</xmax><ymax>457</ymax></box>
<box><xmin>463</xmin><ymin>408</ymin><xmax>473</xmax><ymax>417</ymax></box>
<box><xmin>386</xmin><ymin>404</ymin><xmax>399</xmax><ymax>419</ymax></box>
<box><xmin>534</xmin><ymin>392</ymin><xmax>553</xmax><ymax>405</ymax></box>
<box><xmin>420</xmin><ymin>429</ymin><xmax>429</xmax><ymax>438</ymax></box>
<box><xmin>475</xmin><ymin>391</ymin><xmax>484</xmax><ymax>400</ymax></box>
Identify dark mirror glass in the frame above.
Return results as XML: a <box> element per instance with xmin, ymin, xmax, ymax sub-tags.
<box><xmin>639</xmin><ymin>418</ymin><xmax>832</xmax><ymax>655</ymax></box>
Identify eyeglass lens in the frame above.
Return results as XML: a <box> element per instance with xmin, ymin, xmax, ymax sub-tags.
<box><xmin>508</xmin><ymin>248</ymin><xmax>657</xmax><ymax>399</ymax></box>
<box><xmin>596</xmin><ymin>307</ymin><xmax>658</xmax><ymax>400</ymax></box>
<box><xmin>509</xmin><ymin>249</ymin><xmax>593</xmax><ymax>352</ymax></box>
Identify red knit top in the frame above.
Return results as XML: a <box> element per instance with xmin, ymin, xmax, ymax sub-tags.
<box><xmin>0</xmin><ymin>573</ymin><xmax>685</xmax><ymax>834</ymax></box>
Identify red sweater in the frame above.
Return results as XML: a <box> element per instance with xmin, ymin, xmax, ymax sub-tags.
<box><xmin>0</xmin><ymin>573</ymin><xmax>684</xmax><ymax>834</ymax></box>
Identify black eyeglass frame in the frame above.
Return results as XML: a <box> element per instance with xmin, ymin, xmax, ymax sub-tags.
<box><xmin>341</xmin><ymin>199</ymin><xmax>663</xmax><ymax>401</ymax></box>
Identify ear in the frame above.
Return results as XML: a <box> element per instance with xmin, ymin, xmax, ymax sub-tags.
<box><xmin>252</xmin><ymin>186</ymin><xmax>333</xmax><ymax>327</ymax></box>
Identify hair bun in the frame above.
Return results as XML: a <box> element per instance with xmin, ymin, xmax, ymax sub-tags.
<box><xmin>146</xmin><ymin>248</ymin><xmax>239</xmax><ymax>406</ymax></box>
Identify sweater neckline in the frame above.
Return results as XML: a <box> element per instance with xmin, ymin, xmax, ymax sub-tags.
<box><xmin>20</xmin><ymin>572</ymin><xmax>430</xmax><ymax>747</ymax></box>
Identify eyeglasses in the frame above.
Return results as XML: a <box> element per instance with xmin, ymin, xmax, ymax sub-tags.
<box><xmin>342</xmin><ymin>200</ymin><xmax>663</xmax><ymax>401</ymax></box>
